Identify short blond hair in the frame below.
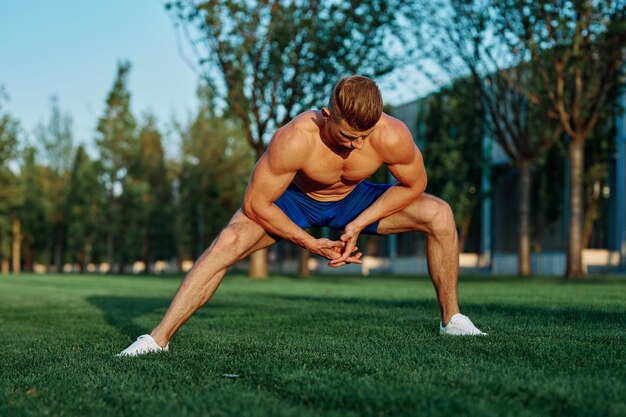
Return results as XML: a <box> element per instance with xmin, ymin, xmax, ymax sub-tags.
<box><xmin>329</xmin><ymin>76</ymin><xmax>383</xmax><ymax>131</ymax></box>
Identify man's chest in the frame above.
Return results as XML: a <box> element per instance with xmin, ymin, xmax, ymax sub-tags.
<box><xmin>298</xmin><ymin>145</ymin><xmax>383</xmax><ymax>186</ymax></box>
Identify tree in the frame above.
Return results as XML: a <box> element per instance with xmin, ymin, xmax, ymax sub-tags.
<box><xmin>419</xmin><ymin>78</ymin><xmax>486</xmax><ymax>251</ymax></box>
<box><xmin>19</xmin><ymin>147</ymin><xmax>48</xmax><ymax>271</ymax></box>
<box><xmin>166</xmin><ymin>0</ymin><xmax>405</xmax><ymax>277</ymax></box>
<box><xmin>487</xmin><ymin>0</ymin><xmax>626</xmax><ymax>277</ymax></box>
<box><xmin>133</xmin><ymin>114</ymin><xmax>176</xmax><ymax>272</ymax></box>
<box><xmin>65</xmin><ymin>145</ymin><xmax>105</xmax><ymax>272</ymax></box>
<box><xmin>581</xmin><ymin>104</ymin><xmax>617</xmax><ymax>249</ymax></box>
<box><xmin>0</xmin><ymin>86</ymin><xmax>21</xmax><ymax>273</ymax></box>
<box><xmin>0</xmin><ymin>86</ymin><xmax>19</xmax><ymax>167</ymax></box>
<box><xmin>35</xmin><ymin>96</ymin><xmax>74</xmax><ymax>271</ymax></box>
<box><xmin>95</xmin><ymin>61</ymin><xmax>138</xmax><ymax>273</ymax></box>
<box><xmin>409</xmin><ymin>0</ymin><xmax>563</xmax><ymax>276</ymax></box>
<box><xmin>175</xmin><ymin>87</ymin><xmax>254</xmax><ymax>267</ymax></box>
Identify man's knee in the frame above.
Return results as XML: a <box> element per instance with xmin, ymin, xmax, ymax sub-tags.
<box><xmin>216</xmin><ymin>226</ymin><xmax>240</xmax><ymax>249</ymax></box>
<box><xmin>425</xmin><ymin>198</ymin><xmax>456</xmax><ymax>236</ymax></box>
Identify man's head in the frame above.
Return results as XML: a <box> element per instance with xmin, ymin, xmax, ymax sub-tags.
<box><xmin>322</xmin><ymin>75</ymin><xmax>383</xmax><ymax>150</ymax></box>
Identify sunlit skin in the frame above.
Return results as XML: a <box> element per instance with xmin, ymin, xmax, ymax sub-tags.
<box><xmin>148</xmin><ymin>107</ymin><xmax>461</xmax><ymax>348</ymax></box>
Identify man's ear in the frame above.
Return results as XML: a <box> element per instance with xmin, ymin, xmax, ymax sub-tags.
<box><xmin>321</xmin><ymin>107</ymin><xmax>331</xmax><ymax>120</ymax></box>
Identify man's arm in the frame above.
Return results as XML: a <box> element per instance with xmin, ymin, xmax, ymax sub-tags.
<box><xmin>242</xmin><ymin>125</ymin><xmax>361</xmax><ymax>263</ymax></box>
<box><xmin>330</xmin><ymin>122</ymin><xmax>427</xmax><ymax>266</ymax></box>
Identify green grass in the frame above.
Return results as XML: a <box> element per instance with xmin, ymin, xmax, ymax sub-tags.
<box><xmin>1</xmin><ymin>272</ymin><xmax>625</xmax><ymax>417</ymax></box>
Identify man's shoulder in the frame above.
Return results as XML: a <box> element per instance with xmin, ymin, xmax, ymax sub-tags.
<box><xmin>370</xmin><ymin>113</ymin><xmax>418</xmax><ymax>164</ymax></box>
<box><xmin>379</xmin><ymin>112</ymin><xmax>410</xmax><ymax>131</ymax></box>
<box><xmin>271</xmin><ymin>111</ymin><xmax>320</xmax><ymax>147</ymax></box>
<box><xmin>373</xmin><ymin>113</ymin><xmax>413</xmax><ymax>145</ymax></box>
<box><xmin>266</xmin><ymin>111</ymin><xmax>319</xmax><ymax>164</ymax></box>
<box><xmin>285</xmin><ymin>110</ymin><xmax>323</xmax><ymax>133</ymax></box>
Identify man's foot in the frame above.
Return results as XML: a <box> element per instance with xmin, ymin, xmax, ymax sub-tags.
<box><xmin>116</xmin><ymin>334</ymin><xmax>169</xmax><ymax>357</ymax></box>
<box><xmin>439</xmin><ymin>313</ymin><xmax>487</xmax><ymax>336</ymax></box>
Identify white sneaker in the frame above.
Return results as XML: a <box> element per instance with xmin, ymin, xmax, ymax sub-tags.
<box><xmin>116</xmin><ymin>334</ymin><xmax>169</xmax><ymax>357</ymax></box>
<box><xmin>440</xmin><ymin>313</ymin><xmax>487</xmax><ymax>336</ymax></box>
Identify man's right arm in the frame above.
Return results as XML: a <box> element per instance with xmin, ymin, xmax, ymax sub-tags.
<box><xmin>241</xmin><ymin>125</ymin><xmax>353</xmax><ymax>262</ymax></box>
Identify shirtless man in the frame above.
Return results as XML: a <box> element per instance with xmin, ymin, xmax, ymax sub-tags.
<box><xmin>118</xmin><ymin>76</ymin><xmax>485</xmax><ymax>356</ymax></box>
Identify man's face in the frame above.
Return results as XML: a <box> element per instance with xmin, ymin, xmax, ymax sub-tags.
<box><xmin>322</xmin><ymin>108</ymin><xmax>375</xmax><ymax>151</ymax></box>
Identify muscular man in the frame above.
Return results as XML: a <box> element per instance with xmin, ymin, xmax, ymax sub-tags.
<box><xmin>118</xmin><ymin>76</ymin><xmax>485</xmax><ymax>356</ymax></box>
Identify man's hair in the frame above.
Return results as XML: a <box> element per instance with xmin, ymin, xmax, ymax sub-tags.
<box><xmin>329</xmin><ymin>75</ymin><xmax>383</xmax><ymax>131</ymax></box>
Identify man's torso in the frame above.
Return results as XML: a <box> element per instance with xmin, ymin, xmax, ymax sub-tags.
<box><xmin>289</xmin><ymin>110</ymin><xmax>397</xmax><ymax>202</ymax></box>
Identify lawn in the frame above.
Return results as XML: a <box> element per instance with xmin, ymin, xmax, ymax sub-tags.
<box><xmin>1</xmin><ymin>272</ymin><xmax>624</xmax><ymax>417</ymax></box>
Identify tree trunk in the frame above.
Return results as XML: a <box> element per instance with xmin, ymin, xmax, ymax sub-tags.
<box><xmin>566</xmin><ymin>137</ymin><xmax>585</xmax><ymax>278</ymax></box>
<box><xmin>76</xmin><ymin>250</ymin><xmax>85</xmax><ymax>273</ymax></box>
<box><xmin>142</xmin><ymin>231</ymin><xmax>152</xmax><ymax>274</ymax></box>
<box><xmin>118</xmin><ymin>249</ymin><xmax>126</xmax><ymax>274</ymax></box>
<box><xmin>24</xmin><ymin>245</ymin><xmax>33</xmax><ymax>272</ymax></box>
<box><xmin>175</xmin><ymin>207</ymin><xmax>185</xmax><ymax>273</ymax></box>
<box><xmin>518</xmin><ymin>161</ymin><xmax>532</xmax><ymax>277</ymax></box>
<box><xmin>298</xmin><ymin>248</ymin><xmax>310</xmax><ymax>277</ymax></box>
<box><xmin>249</xmin><ymin>248</ymin><xmax>268</xmax><ymax>278</ymax></box>
<box><xmin>107</xmin><ymin>232</ymin><xmax>115</xmax><ymax>274</ymax></box>
<box><xmin>12</xmin><ymin>217</ymin><xmax>22</xmax><ymax>274</ymax></box>
<box><xmin>1</xmin><ymin>259</ymin><xmax>8</xmax><ymax>275</ymax></box>
<box><xmin>54</xmin><ymin>224</ymin><xmax>63</xmax><ymax>273</ymax></box>
<box><xmin>85</xmin><ymin>241</ymin><xmax>93</xmax><ymax>271</ymax></box>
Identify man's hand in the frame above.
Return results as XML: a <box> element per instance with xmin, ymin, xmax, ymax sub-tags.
<box><xmin>328</xmin><ymin>223</ymin><xmax>363</xmax><ymax>267</ymax></box>
<box><xmin>312</xmin><ymin>238</ymin><xmax>345</xmax><ymax>260</ymax></box>
<box><xmin>311</xmin><ymin>237</ymin><xmax>363</xmax><ymax>268</ymax></box>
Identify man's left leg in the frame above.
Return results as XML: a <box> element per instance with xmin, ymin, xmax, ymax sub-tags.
<box><xmin>377</xmin><ymin>193</ymin><xmax>486</xmax><ymax>335</ymax></box>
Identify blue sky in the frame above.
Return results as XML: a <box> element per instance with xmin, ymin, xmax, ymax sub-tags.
<box><xmin>0</xmin><ymin>1</ymin><xmax>199</xmax><ymax>149</ymax></box>
<box><xmin>0</xmin><ymin>1</ymin><xmax>431</xmax><ymax>154</ymax></box>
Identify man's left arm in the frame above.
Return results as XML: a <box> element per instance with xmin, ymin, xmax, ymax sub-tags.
<box><xmin>330</xmin><ymin>128</ymin><xmax>427</xmax><ymax>266</ymax></box>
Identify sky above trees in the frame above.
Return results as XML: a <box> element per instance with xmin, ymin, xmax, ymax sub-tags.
<box><xmin>0</xmin><ymin>1</ymin><xmax>201</xmax><ymax>152</ymax></box>
<box><xmin>0</xmin><ymin>1</ymin><xmax>431</xmax><ymax>155</ymax></box>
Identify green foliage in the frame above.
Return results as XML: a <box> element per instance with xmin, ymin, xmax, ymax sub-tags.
<box><xmin>0</xmin><ymin>86</ymin><xmax>19</xmax><ymax>167</ymax></box>
<box><xmin>0</xmin><ymin>87</ymin><xmax>21</xmax><ymax>265</ymax></box>
<box><xmin>492</xmin><ymin>0</ymin><xmax>626</xmax><ymax>136</ymax></box>
<box><xmin>34</xmin><ymin>97</ymin><xmax>75</xmax><ymax>269</ymax></box>
<box><xmin>65</xmin><ymin>145</ymin><xmax>107</xmax><ymax>268</ymax></box>
<box><xmin>531</xmin><ymin>141</ymin><xmax>565</xmax><ymax>249</ymax></box>
<box><xmin>419</xmin><ymin>78</ymin><xmax>486</xmax><ymax>249</ymax></box>
<box><xmin>96</xmin><ymin>62</ymin><xmax>137</xmax><ymax>182</ymax></box>
<box><xmin>176</xmin><ymin>87</ymin><xmax>254</xmax><ymax>258</ymax></box>
<box><xmin>1</xmin><ymin>273</ymin><xmax>625</xmax><ymax>417</ymax></box>
<box><xmin>0</xmin><ymin>167</ymin><xmax>20</xmax><ymax>263</ymax></box>
<box><xmin>582</xmin><ymin>104</ymin><xmax>618</xmax><ymax>248</ymax></box>
<box><xmin>166</xmin><ymin>0</ymin><xmax>405</xmax><ymax>156</ymax></box>
<box><xmin>132</xmin><ymin>115</ymin><xmax>176</xmax><ymax>267</ymax></box>
<box><xmin>19</xmin><ymin>147</ymin><xmax>49</xmax><ymax>266</ymax></box>
<box><xmin>35</xmin><ymin>96</ymin><xmax>74</xmax><ymax>173</ymax></box>
<box><xmin>95</xmin><ymin>61</ymin><xmax>139</xmax><ymax>271</ymax></box>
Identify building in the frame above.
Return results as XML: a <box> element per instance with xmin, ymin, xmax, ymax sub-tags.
<box><xmin>388</xmin><ymin>90</ymin><xmax>626</xmax><ymax>275</ymax></box>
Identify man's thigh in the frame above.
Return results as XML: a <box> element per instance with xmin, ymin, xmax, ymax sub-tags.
<box><xmin>376</xmin><ymin>193</ymin><xmax>449</xmax><ymax>235</ymax></box>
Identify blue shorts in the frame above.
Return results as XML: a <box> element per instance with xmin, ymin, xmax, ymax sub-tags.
<box><xmin>274</xmin><ymin>181</ymin><xmax>393</xmax><ymax>235</ymax></box>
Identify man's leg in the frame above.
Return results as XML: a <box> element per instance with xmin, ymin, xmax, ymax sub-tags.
<box><xmin>149</xmin><ymin>210</ymin><xmax>277</xmax><ymax>347</ymax></box>
<box><xmin>377</xmin><ymin>193</ymin><xmax>460</xmax><ymax>325</ymax></box>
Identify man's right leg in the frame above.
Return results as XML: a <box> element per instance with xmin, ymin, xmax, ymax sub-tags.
<box><xmin>148</xmin><ymin>210</ymin><xmax>277</xmax><ymax>347</ymax></box>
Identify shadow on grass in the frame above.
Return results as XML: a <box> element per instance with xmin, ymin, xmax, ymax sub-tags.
<box><xmin>87</xmin><ymin>291</ymin><xmax>626</xmax><ymax>340</ymax></box>
<box><xmin>87</xmin><ymin>295</ymin><xmax>251</xmax><ymax>338</ymax></box>
<box><xmin>87</xmin><ymin>296</ymin><xmax>171</xmax><ymax>338</ymax></box>
<box><xmin>259</xmin><ymin>293</ymin><xmax>626</xmax><ymax>328</ymax></box>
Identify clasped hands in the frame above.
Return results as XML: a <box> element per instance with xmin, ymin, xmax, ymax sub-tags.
<box><xmin>313</xmin><ymin>224</ymin><xmax>363</xmax><ymax>268</ymax></box>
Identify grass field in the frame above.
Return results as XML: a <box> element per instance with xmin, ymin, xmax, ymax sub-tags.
<box><xmin>1</xmin><ymin>272</ymin><xmax>625</xmax><ymax>417</ymax></box>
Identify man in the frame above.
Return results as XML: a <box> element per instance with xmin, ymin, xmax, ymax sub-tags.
<box><xmin>118</xmin><ymin>75</ymin><xmax>485</xmax><ymax>356</ymax></box>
